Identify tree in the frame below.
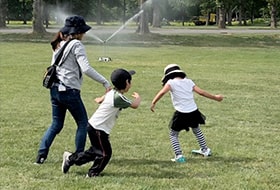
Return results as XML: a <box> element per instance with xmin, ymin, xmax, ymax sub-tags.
<box><xmin>152</xmin><ymin>0</ymin><xmax>161</xmax><ymax>27</ymax></box>
<box><xmin>96</xmin><ymin>0</ymin><xmax>102</xmax><ymax>25</ymax></box>
<box><xmin>32</xmin><ymin>0</ymin><xmax>46</xmax><ymax>33</ymax></box>
<box><xmin>168</xmin><ymin>0</ymin><xmax>189</xmax><ymax>26</ymax></box>
<box><xmin>216</xmin><ymin>0</ymin><xmax>226</xmax><ymax>28</ymax></box>
<box><xmin>0</xmin><ymin>0</ymin><xmax>8</xmax><ymax>28</ymax></box>
<box><xmin>222</xmin><ymin>0</ymin><xmax>237</xmax><ymax>26</ymax></box>
<box><xmin>136</xmin><ymin>0</ymin><xmax>150</xmax><ymax>34</ymax></box>
<box><xmin>19</xmin><ymin>0</ymin><xmax>28</xmax><ymax>24</ymax></box>
<box><xmin>199</xmin><ymin>0</ymin><xmax>216</xmax><ymax>26</ymax></box>
<box><xmin>267</xmin><ymin>0</ymin><xmax>280</xmax><ymax>28</ymax></box>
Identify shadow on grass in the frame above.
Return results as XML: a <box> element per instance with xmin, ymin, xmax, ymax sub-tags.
<box><xmin>99</xmin><ymin>156</ymin><xmax>255</xmax><ymax>178</ymax></box>
<box><xmin>110</xmin><ymin>155</ymin><xmax>255</xmax><ymax>165</ymax></box>
<box><xmin>67</xmin><ymin>155</ymin><xmax>255</xmax><ymax>179</ymax></box>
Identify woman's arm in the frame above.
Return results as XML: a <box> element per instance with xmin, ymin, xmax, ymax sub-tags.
<box><xmin>75</xmin><ymin>42</ymin><xmax>111</xmax><ymax>90</ymax></box>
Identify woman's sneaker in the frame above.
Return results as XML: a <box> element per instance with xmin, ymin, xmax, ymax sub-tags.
<box><xmin>171</xmin><ymin>155</ymin><xmax>186</xmax><ymax>163</ymax></box>
<box><xmin>34</xmin><ymin>155</ymin><xmax>46</xmax><ymax>164</ymax></box>
<box><xmin>191</xmin><ymin>148</ymin><xmax>212</xmax><ymax>157</ymax></box>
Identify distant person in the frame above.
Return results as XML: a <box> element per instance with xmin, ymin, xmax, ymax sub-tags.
<box><xmin>62</xmin><ymin>68</ymin><xmax>141</xmax><ymax>177</ymax></box>
<box><xmin>35</xmin><ymin>15</ymin><xmax>111</xmax><ymax>164</ymax></box>
<box><xmin>150</xmin><ymin>64</ymin><xmax>223</xmax><ymax>162</ymax></box>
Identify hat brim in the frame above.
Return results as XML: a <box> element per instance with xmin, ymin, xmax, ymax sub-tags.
<box><xmin>128</xmin><ymin>70</ymin><xmax>136</xmax><ymax>75</ymax></box>
<box><xmin>60</xmin><ymin>24</ymin><xmax>91</xmax><ymax>35</ymax></box>
<box><xmin>161</xmin><ymin>70</ymin><xmax>186</xmax><ymax>84</ymax></box>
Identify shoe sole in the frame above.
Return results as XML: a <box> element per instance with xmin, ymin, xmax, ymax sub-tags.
<box><xmin>62</xmin><ymin>152</ymin><xmax>71</xmax><ymax>173</ymax></box>
<box><xmin>192</xmin><ymin>151</ymin><xmax>212</xmax><ymax>157</ymax></box>
<box><xmin>170</xmin><ymin>158</ymin><xmax>186</xmax><ymax>163</ymax></box>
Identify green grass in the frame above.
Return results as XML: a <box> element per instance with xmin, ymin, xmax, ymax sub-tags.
<box><xmin>0</xmin><ymin>31</ymin><xmax>280</xmax><ymax>189</ymax></box>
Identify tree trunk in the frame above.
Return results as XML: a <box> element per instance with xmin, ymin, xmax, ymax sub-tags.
<box><xmin>22</xmin><ymin>0</ymin><xmax>27</xmax><ymax>24</ymax></box>
<box><xmin>96</xmin><ymin>0</ymin><xmax>102</xmax><ymax>25</ymax></box>
<box><xmin>32</xmin><ymin>0</ymin><xmax>46</xmax><ymax>33</ymax></box>
<box><xmin>227</xmin><ymin>12</ymin><xmax>232</xmax><ymax>26</ymax></box>
<box><xmin>152</xmin><ymin>2</ymin><xmax>161</xmax><ymax>28</ymax></box>
<box><xmin>270</xmin><ymin>4</ymin><xmax>277</xmax><ymax>28</ymax></box>
<box><xmin>206</xmin><ymin>11</ymin><xmax>209</xmax><ymax>26</ymax></box>
<box><xmin>218</xmin><ymin>7</ymin><xmax>226</xmax><ymax>29</ymax></box>
<box><xmin>136</xmin><ymin>0</ymin><xmax>150</xmax><ymax>34</ymax></box>
<box><xmin>0</xmin><ymin>0</ymin><xmax>8</xmax><ymax>28</ymax></box>
<box><xmin>123</xmin><ymin>0</ymin><xmax>126</xmax><ymax>24</ymax></box>
<box><xmin>43</xmin><ymin>1</ymin><xmax>49</xmax><ymax>28</ymax></box>
<box><xmin>238</xmin><ymin>4</ymin><xmax>242</xmax><ymax>25</ymax></box>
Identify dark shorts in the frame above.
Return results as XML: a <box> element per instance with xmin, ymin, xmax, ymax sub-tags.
<box><xmin>169</xmin><ymin>109</ymin><xmax>206</xmax><ymax>131</ymax></box>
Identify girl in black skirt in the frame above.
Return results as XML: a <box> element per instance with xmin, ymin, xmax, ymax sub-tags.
<box><xmin>150</xmin><ymin>64</ymin><xmax>223</xmax><ymax>162</ymax></box>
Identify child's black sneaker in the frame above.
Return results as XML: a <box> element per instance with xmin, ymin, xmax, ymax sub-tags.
<box><xmin>62</xmin><ymin>151</ymin><xmax>72</xmax><ymax>173</ymax></box>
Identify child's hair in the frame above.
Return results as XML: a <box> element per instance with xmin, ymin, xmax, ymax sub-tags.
<box><xmin>110</xmin><ymin>69</ymin><xmax>135</xmax><ymax>90</ymax></box>
<box><xmin>50</xmin><ymin>32</ymin><xmax>68</xmax><ymax>51</ymax></box>
<box><xmin>162</xmin><ymin>72</ymin><xmax>186</xmax><ymax>86</ymax></box>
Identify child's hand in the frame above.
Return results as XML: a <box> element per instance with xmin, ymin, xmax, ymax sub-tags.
<box><xmin>105</xmin><ymin>86</ymin><xmax>112</xmax><ymax>93</ymax></box>
<box><xmin>132</xmin><ymin>92</ymin><xmax>140</xmax><ymax>99</ymax></box>
<box><xmin>130</xmin><ymin>92</ymin><xmax>141</xmax><ymax>109</ymax></box>
<box><xmin>150</xmin><ymin>103</ymin><xmax>156</xmax><ymax>112</ymax></box>
<box><xmin>215</xmin><ymin>95</ymin><xmax>223</xmax><ymax>102</ymax></box>
<box><xmin>95</xmin><ymin>96</ymin><xmax>104</xmax><ymax>104</ymax></box>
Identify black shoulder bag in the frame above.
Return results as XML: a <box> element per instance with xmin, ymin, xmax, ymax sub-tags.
<box><xmin>42</xmin><ymin>40</ymin><xmax>72</xmax><ymax>89</ymax></box>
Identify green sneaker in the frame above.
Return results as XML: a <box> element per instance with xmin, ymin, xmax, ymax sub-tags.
<box><xmin>171</xmin><ymin>155</ymin><xmax>186</xmax><ymax>163</ymax></box>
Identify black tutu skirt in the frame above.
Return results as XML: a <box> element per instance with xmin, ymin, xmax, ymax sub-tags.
<box><xmin>169</xmin><ymin>109</ymin><xmax>206</xmax><ymax>131</ymax></box>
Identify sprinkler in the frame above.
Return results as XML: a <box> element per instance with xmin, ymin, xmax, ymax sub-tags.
<box><xmin>89</xmin><ymin>10</ymin><xmax>144</xmax><ymax>62</ymax></box>
<box><xmin>98</xmin><ymin>57</ymin><xmax>112</xmax><ymax>62</ymax></box>
<box><xmin>98</xmin><ymin>41</ymin><xmax>112</xmax><ymax>62</ymax></box>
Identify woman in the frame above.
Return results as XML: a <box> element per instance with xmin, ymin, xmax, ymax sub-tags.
<box><xmin>35</xmin><ymin>16</ymin><xmax>111</xmax><ymax>164</ymax></box>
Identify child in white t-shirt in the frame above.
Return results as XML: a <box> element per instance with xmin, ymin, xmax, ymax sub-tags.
<box><xmin>150</xmin><ymin>64</ymin><xmax>223</xmax><ymax>162</ymax></box>
<box><xmin>62</xmin><ymin>68</ymin><xmax>141</xmax><ymax>177</ymax></box>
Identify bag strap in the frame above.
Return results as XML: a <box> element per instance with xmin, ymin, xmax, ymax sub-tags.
<box><xmin>53</xmin><ymin>39</ymin><xmax>73</xmax><ymax>67</ymax></box>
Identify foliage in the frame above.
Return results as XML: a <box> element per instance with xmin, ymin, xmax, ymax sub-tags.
<box><xmin>7</xmin><ymin>0</ymin><xmax>33</xmax><ymax>21</ymax></box>
<box><xmin>3</xmin><ymin>0</ymin><xmax>274</xmax><ymax>24</ymax></box>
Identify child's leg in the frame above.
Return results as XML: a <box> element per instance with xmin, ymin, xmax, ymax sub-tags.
<box><xmin>67</xmin><ymin>125</ymin><xmax>99</xmax><ymax>166</ymax></box>
<box><xmin>62</xmin><ymin>125</ymin><xmax>97</xmax><ymax>174</ymax></box>
<box><xmin>68</xmin><ymin>147</ymin><xmax>96</xmax><ymax>166</ymax></box>
<box><xmin>191</xmin><ymin>126</ymin><xmax>208</xmax><ymax>151</ymax></box>
<box><xmin>87</xmin><ymin>129</ymin><xmax>112</xmax><ymax>177</ymax></box>
<box><xmin>169</xmin><ymin>129</ymin><xmax>183</xmax><ymax>156</ymax></box>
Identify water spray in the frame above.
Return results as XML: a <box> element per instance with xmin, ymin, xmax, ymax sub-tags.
<box><xmin>96</xmin><ymin>9</ymin><xmax>144</xmax><ymax>62</ymax></box>
<box><xmin>105</xmin><ymin>10</ymin><xmax>144</xmax><ymax>43</ymax></box>
<box><xmin>52</xmin><ymin>7</ymin><xmax>144</xmax><ymax>62</ymax></box>
<box><xmin>90</xmin><ymin>33</ymin><xmax>105</xmax><ymax>44</ymax></box>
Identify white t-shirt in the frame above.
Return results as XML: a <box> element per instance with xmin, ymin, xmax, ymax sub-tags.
<box><xmin>88</xmin><ymin>89</ymin><xmax>132</xmax><ymax>134</ymax></box>
<box><xmin>167</xmin><ymin>78</ymin><xmax>198</xmax><ymax>113</ymax></box>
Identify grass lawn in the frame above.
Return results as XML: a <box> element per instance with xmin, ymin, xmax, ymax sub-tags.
<box><xmin>0</xmin><ymin>30</ymin><xmax>279</xmax><ymax>189</ymax></box>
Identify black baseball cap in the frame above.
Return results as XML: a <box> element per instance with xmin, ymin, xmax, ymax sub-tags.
<box><xmin>111</xmin><ymin>69</ymin><xmax>136</xmax><ymax>90</ymax></box>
